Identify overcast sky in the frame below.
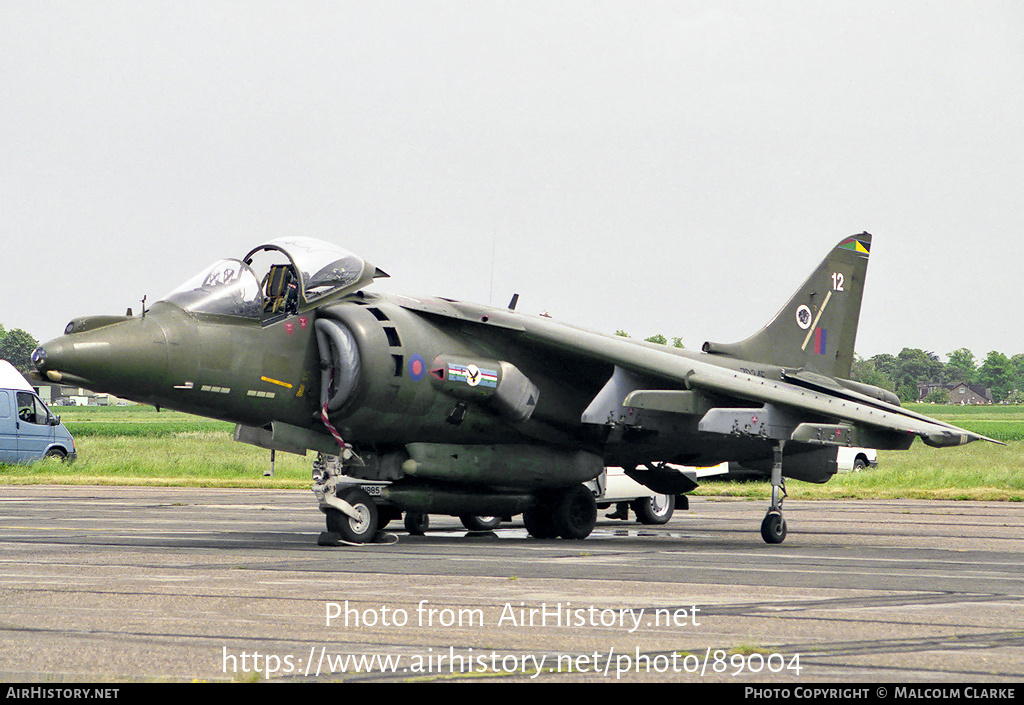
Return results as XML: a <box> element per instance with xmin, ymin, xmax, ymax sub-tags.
<box><xmin>3</xmin><ymin>2</ymin><xmax>1022</xmax><ymax>363</ymax></box>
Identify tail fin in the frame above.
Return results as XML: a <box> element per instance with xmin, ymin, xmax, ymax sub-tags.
<box><xmin>701</xmin><ymin>233</ymin><xmax>871</xmax><ymax>378</ymax></box>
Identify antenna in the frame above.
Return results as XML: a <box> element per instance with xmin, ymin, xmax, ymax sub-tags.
<box><xmin>489</xmin><ymin>234</ymin><xmax>496</xmax><ymax>305</ymax></box>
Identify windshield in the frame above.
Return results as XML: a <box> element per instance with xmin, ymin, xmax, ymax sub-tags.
<box><xmin>161</xmin><ymin>259</ymin><xmax>263</xmax><ymax>319</ymax></box>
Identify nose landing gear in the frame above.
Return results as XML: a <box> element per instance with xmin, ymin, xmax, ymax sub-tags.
<box><xmin>323</xmin><ymin>486</ymin><xmax>379</xmax><ymax>543</ymax></box>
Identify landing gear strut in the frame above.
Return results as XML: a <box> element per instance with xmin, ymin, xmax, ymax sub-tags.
<box><xmin>760</xmin><ymin>441</ymin><xmax>788</xmax><ymax>544</ymax></box>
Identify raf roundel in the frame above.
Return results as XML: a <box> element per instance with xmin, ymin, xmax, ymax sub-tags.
<box><xmin>408</xmin><ymin>353</ymin><xmax>426</xmax><ymax>381</ymax></box>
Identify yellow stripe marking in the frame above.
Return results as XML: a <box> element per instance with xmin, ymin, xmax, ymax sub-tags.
<box><xmin>261</xmin><ymin>376</ymin><xmax>293</xmax><ymax>389</ymax></box>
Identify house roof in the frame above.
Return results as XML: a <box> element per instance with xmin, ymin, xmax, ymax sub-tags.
<box><xmin>945</xmin><ymin>381</ymin><xmax>992</xmax><ymax>399</ymax></box>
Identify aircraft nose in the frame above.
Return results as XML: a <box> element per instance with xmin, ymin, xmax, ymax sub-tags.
<box><xmin>33</xmin><ymin>335</ymin><xmax>75</xmax><ymax>379</ymax></box>
<box><xmin>33</xmin><ymin>333</ymin><xmax>108</xmax><ymax>388</ymax></box>
<box><xmin>33</xmin><ymin>315</ymin><xmax>172</xmax><ymax>396</ymax></box>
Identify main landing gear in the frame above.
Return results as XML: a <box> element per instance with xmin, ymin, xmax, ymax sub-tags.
<box><xmin>314</xmin><ymin>462</ymin><xmax>600</xmax><ymax>543</ymax></box>
<box><xmin>523</xmin><ymin>484</ymin><xmax>598</xmax><ymax>540</ymax></box>
<box><xmin>760</xmin><ymin>442</ymin><xmax>788</xmax><ymax>544</ymax></box>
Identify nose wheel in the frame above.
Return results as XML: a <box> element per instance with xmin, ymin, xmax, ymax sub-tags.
<box><xmin>324</xmin><ymin>486</ymin><xmax>379</xmax><ymax>543</ymax></box>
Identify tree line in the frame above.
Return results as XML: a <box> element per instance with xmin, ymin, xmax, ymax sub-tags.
<box><xmin>851</xmin><ymin>348</ymin><xmax>1024</xmax><ymax>404</ymax></box>
<box><xmin>0</xmin><ymin>325</ymin><xmax>39</xmax><ymax>376</ymax></box>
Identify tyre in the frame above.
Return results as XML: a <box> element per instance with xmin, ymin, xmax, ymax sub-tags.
<box><xmin>326</xmin><ymin>487</ymin><xmax>378</xmax><ymax>543</ymax></box>
<box><xmin>550</xmin><ymin>485</ymin><xmax>597</xmax><ymax>540</ymax></box>
<box><xmin>631</xmin><ymin>495</ymin><xmax>675</xmax><ymax>525</ymax></box>
<box><xmin>460</xmin><ymin>515</ymin><xmax>502</xmax><ymax>531</ymax></box>
<box><xmin>760</xmin><ymin>512</ymin><xmax>787</xmax><ymax>544</ymax></box>
<box><xmin>523</xmin><ymin>507</ymin><xmax>559</xmax><ymax>539</ymax></box>
<box><xmin>404</xmin><ymin>511</ymin><xmax>429</xmax><ymax>535</ymax></box>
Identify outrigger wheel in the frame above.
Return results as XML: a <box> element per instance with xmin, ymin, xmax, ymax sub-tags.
<box><xmin>404</xmin><ymin>511</ymin><xmax>429</xmax><ymax>535</ymax></box>
<box><xmin>760</xmin><ymin>511</ymin><xmax>787</xmax><ymax>544</ymax></box>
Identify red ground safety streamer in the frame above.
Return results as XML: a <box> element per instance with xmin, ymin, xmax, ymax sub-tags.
<box><xmin>321</xmin><ymin>368</ymin><xmax>351</xmax><ymax>453</ymax></box>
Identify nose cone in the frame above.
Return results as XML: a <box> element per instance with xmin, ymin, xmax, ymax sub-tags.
<box><xmin>30</xmin><ymin>346</ymin><xmax>48</xmax><ymax>369</ymax></box>
<box><xmin>33</xmin><ymin>315</ymin><xmax>171</xmax><ymax>399</ymax></box>
<box><xmin>33</xmin><ymin>335</ymin><xmax>98</xmax><ymax>388</ymax></box>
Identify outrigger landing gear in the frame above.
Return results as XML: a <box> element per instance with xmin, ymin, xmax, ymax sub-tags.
<box><xmin>760</xmin><ymin>441</ymin><xmax>788</xmax><ymax>544</ymax></box>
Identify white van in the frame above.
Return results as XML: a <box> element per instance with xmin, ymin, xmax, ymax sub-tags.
<box><xmin>592</xmin><ymin>467</ymin><xmax>678</xmax><ymax>524</ymax></box>
<box><xmin>0</xmin><ymin>360</ymin><xmax>76</xmax><ymax>464</ymax></box>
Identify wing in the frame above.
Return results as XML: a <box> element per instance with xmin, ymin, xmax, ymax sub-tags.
<box><xmin>398</xmin><ymin>294</ymin><xmax>997</xmax><ymax>448</ymax></box>
<box><xmin>516</xmin><ymin>314</ymin><xmax>999</xmax><ymax>448</ymax></box>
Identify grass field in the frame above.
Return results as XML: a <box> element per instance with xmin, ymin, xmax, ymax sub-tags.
<box><xmin>1</xmin><ymin>405</ymin><xmax>314</xmax><ymax>488</ymax></box>
<box><xmin>1</xmin><ymin>403</ymin><xmax>1022</xmax><ymax>500</ymax></box>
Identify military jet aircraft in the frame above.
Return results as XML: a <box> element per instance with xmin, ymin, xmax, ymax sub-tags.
<box><xmin>31</xmin><ymin>234</ymin><xmax>998</xmax><ymax>544</ymax></box>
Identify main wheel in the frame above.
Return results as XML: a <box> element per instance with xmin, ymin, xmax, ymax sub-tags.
<box><xmin>523</xmin><ymin>507</ymin><xmax>559</xmax><ymax>539</ymax></box>
<box><xmin>377</xmin><ymin>506</ymin><xmax>401</xmax><ymax>530</ymax></box>
<box><xmin>760</xmin><ymin>511</ymin><xmax>787</xmax><ymax>544</ymax></box>
<box><xmin>550</xmin><ymin>485</ymin><xmax>597</xmax><ymax>540</ymax></box>
<box><xmin>631</xmin><ymin>494</ymin><xmax>675</xmax><ymax>525</ymax></box>
<box><xmin>460</xmin><ymin>515</ymin><xmax>501</xmax><ymax>531</ymax></box>
<box><xmin>404</xmin><ymin>511</ymin><xmax>429</xmax><ymax>535</ymax></box>
<box><xmin>326</xmin><ymin>487</ymin><xmax>378</xmax><ymax>543</ymax></box>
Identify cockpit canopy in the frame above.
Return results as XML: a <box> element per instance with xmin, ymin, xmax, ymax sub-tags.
<box><xmin>161</xmin><ymin>237</ymin><xmax>388</xmax><ymax>320</ymax></box>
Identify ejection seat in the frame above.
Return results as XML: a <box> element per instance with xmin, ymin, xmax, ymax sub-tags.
<box><xmin>263</xmin><ymin>264</ymin><xmax>298</xmax><ymax>316</ymax></box>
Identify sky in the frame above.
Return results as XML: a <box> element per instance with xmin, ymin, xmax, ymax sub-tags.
<box><xmin>2</xmin><ymin>1</ymin><xmax>1022</xmax><ymax>363</ymax></box>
